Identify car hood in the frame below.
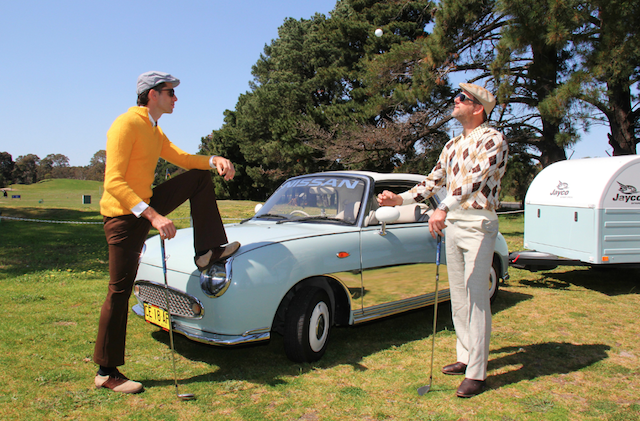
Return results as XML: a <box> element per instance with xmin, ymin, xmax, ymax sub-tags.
<box><xmin>141</xmin><ymin>220</ymin><xmax>358</xmax><ymax>273</ymax></box>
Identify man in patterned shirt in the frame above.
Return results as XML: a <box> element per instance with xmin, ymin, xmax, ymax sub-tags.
<box><xmin>377</xmin><ymin>83</ymin><xmax>508</xmax><ymax>398</ymax></box>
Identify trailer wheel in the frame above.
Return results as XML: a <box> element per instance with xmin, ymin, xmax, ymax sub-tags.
<box><xmin>489</xmin><ymin>260</ymin><xmax>499</xmax><ymax>304</ymax></box>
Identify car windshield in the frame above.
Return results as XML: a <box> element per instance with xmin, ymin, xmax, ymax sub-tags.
<box><xmin>254</xmin><ymin>175</ymin><xmax>366</xmax><ymax>225</ymax></box>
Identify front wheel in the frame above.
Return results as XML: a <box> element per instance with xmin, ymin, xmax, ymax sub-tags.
<box><xmin>489</xmin><ymin>259</ymin><xmax>500</xmax><ymax>304</ymax></box>
<box><xmin>284</xmin><ymin>287</ymin><xmax>332</xmax><ymax>363</ymax></box>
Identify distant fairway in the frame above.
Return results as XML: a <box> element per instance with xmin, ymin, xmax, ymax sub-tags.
<box><xmin>1</xmin><ymin>178</ymin><xmax>104</xmax><ymax>211</ymax></box>
<box><xmin>0</xmin><ymin>178</ymin><xmax>259</xmax><ymax>225</ymax></box>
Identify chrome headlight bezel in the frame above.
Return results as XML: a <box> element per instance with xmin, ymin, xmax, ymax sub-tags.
<box><xmin>139</xmin><ymin>243</ymin><xmax>147</xmax><ymax>264</ymax></box>
<box><xmin>199</xmin><ymin>260</ymin><xmax>231</xmax><ymax>297</ymax></box>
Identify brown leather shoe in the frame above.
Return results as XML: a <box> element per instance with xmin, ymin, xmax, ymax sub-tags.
<box><xmin>95</xmin><ymin>369</ymin><xmax>143</xmax><ymax>394</ymax></box>
<box><xmin>195</xmin><ymin>241</ymin><xmax>241</xmax><ymax>271</ymax></box>
<box><xmin>456</xmin><ymin>378</ymin><xmax>486</xmax><ymax>398</ymax></box>
<box><xmin>442</xmin><ymin>362</ymin><xmax>467</xmax><ymax>375</ymax></box>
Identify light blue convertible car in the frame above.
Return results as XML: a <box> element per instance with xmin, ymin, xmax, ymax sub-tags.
<box><xmin>133</xmin><ymin>171</ymin><xmax>509</xmax><ymax>362</ymax></box>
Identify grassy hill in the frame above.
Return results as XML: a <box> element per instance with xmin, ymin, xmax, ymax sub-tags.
<box><xmin>2</xmin><ymin>179</ymin><xmax>104</xmax><ymax>211</ymax></box>
<box><xmin>0</xmin><ymin>178</ymin><xmax>259</xmax><ymax>224</ymax></box>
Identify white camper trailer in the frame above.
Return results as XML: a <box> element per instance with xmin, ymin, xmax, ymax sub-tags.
<box><xmin>510</xmin><ymin>155</ymin><xmax>640</xmax><ymax>271</ymax></box>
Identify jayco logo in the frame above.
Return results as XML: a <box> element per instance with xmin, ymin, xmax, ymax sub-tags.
<box><xmin>550</xmin><ymin>181</ymin><xmax>569</xmax><ymax>196</ymax></box>
<box><xmin>612</xmin><ymin>181</ymin><xmax>640</xmax><ymax>203</ymax></box>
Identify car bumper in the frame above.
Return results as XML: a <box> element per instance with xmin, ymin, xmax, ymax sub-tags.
<box><xmin>132</xmin><ymin>303</ymin><xmax>271</xmax><ymax>346</ymax></box>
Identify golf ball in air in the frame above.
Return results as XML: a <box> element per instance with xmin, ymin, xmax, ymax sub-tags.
<box><xmin>375</xmin><ymin>28</ymin><xmax>383</xmax><ymax>37</ymax></box>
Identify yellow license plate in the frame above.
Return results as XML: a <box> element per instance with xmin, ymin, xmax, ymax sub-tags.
<box><xmin>144</xmin><ymin>303</ymin><xmax>170</xmax><ymax>330</ymax></box>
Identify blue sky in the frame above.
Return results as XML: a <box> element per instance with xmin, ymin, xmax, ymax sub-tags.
<box><xmin>0</xmin><ymin>0</ymin><xmax>617</xmax><ymax>168</ymax></box>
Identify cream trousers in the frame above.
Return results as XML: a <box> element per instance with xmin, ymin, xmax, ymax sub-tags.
<box><xmin>444</xmin><ymin>217</ymin><xmax>498</xmax><ymax>380</ymax></box>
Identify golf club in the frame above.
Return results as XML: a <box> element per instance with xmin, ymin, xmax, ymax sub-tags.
<box><xmin>417</xmin><ymin>234</ymin><xmax>442</xmax><ymax>396</ymax></box>
<box><xmin>160</xmin><ymin>237</ymin><xmax>196</xmax><ymax>401</ymax></box>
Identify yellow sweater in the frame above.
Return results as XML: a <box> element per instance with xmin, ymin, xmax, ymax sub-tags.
<box><xmin>100</xmin><ymin>106</ymin><xmax>211</xmax><ymax>217</ymax></box>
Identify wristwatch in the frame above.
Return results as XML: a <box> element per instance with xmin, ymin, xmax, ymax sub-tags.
<box><xmin>437</xmin><ymin>202</ymin><xmax>449</xmax><ymax>213</ymax></box>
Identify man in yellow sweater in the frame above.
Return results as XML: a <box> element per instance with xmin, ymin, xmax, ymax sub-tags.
<box><xmin>94</xmin><ymin>71</ymin><xmax>240</xmax><ymax>394</ymax></box>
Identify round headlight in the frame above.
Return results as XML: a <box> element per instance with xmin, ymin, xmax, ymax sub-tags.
<box><xmin>199</xmin><ymin>263</ymin><xmax>230</xmax><ymax>297</ymax></box>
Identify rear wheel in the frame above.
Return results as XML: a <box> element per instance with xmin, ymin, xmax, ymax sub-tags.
<box><xmin>284</xmin><ymin>287</ymin><xmax>332</xmax><ymax>363</ymax></box>
<box><xmin>489</xmin><ymin>259</ymin><xmax>500</xmax><ymax>304</ymax></box>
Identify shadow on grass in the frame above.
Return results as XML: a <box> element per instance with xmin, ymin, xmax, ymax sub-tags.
<box><xmin>142</xmin><ymin>289</ymin><xmax>533</xmax><ymax>389</ymax></box>
<box><xmin>487</xmin><ymin>341</ymin><xmax>610</xmax><ymax>389</ymax></box>
<box><xmin>517</xmin><ymin>266</ymin><xmax>640</xmax><ymax>296</ymax></box>
<box><xmin>0</xmin><ymin>207</ymin><xmax>107</xmax><ymax>278</ymax></box>
<box><xmin>501</xmin><ymin>231</ymin><xmax>524</xmax><ymax>240</ymax></box>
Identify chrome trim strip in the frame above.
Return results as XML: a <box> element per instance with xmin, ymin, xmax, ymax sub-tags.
<box><xmin>352</xmin><ymin>290</ymin><xmax>451</xmax><ymax>324</ymax></box>
<box><xmin>242</xmin><ymin>327</ymin><xmax>271</xmax><ymax>337</ymax></box>
<box><xmin>176</xmin><ymin>325</ymin><xmax>270</xmax><ymax>346</ymax></box>
<box><xmin>132</xmin><ymin>304</ymin><xmax>271</xmax><ymax>346</ymax></box>
<box><xmin>226</xmin><ymin>256</ymin><xmax>234</xmax><ymax>290</ymax></box>
<box><xmin>323</xmin><ymin>273</ymin><xmax>358</xmax><ymax>313</ymax></box>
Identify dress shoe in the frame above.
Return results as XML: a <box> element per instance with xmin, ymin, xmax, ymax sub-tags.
<box><xmin>95</xmin><ymin>369</ymin><xmax>143</xmax><ymax>394</ymax></box>
<box><xmin>195</xmin><ymin>241</ymin><xmax>241</xmax><ymax>271</ymax></box>
<box><xmin>441</xmin><ymin>362</ymin><xmax>467</xmax><ymax>375</ymax></box>
<box><xmin>456</xmin><ymin>378</ymin><xmax>486</xmax><ymax>398</ymax></box>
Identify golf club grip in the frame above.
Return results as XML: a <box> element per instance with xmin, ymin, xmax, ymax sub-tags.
<box><xmin>435</xmin><ymin>234</ymin><xmax>441</xmax><ymax>266</ymax></box>
<box><xmin>160</xmin><ymin>237</ymin><xmax>167</xmax><ymax>274</ymax></box>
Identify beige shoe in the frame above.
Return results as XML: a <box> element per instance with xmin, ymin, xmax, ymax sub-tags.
<box><xmin>195</xmin><ymin>241</ymin><xmax>241</xmax><ymax>271</ymax></box>
<box><xmin>95</xmin><ymin>369</ymin><xmax>144</xmax><ymax>394</ymax></box>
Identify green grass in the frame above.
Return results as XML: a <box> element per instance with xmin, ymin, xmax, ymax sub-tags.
<box><xmin>1</xmin><ymin>180</ymin><xmax>639</xmax><ymax>420</ymax></box>
<box><xmin>3</xmin><ymin>179</ymin><xmax>104</xmax><ymax>211</ymax></box>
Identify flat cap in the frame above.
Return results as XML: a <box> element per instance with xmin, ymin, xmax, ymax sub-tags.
<box><xmin>459</xmin><ymin>83</ymin><xmax>496</xmax><ymax>116</ymax></box>
<box><xmin>137</xmin><ymin>71</ymin><xmax>180</xmax><ymax>95</ymax></box>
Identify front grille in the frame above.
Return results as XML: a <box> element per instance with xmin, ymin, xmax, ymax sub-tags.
<box><xmin>135</xmin><ymin>280</ymin><xmax>203</xmax><ymax>319</ymax></box>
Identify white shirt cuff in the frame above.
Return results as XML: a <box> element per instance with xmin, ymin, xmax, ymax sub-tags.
<box><xmin>399</xmin><ymin>191</ymin><xmax>416</xmax><ymax>206</ymax></box>
<box><xmin>131</xmin><ymin>201</ymin><xmax>149</xmax><ymax>218</ymax></box>
<box><xmin>441</xmin><ymin>196</ymin><xmax>459</xmax><ymax>211</ymax></box>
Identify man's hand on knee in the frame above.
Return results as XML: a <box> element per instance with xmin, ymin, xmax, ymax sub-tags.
<box><xmin>211</xmin><ymin>156</ymin><xmax>236</xmax><ymax>181</ymax></box>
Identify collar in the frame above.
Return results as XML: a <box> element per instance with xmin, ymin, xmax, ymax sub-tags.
<box><xmin>454</xmin><ymin>122</ymin><xmax>490</xmax><ymax>143</ymax></box>
<box><xmin>138</xmin><ymin>106</ymin><xmax>157</xmax><ymax>126</ymax></box>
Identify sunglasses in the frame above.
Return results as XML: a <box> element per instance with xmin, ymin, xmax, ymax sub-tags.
<box><xmin>157</xmin><ymin>88</ymin><xmax>176</xmax><ymax>97</ymax></box>
<box><xmin>455</xmin><ymin>92</ymin><xmax>481</xmax><ymax>105</ymax></box>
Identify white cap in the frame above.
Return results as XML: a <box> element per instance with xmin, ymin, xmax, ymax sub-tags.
<box><xmin>459</xmin><ymin>83</ymin><xmax>496</xmax><ymax>116</ymax></box>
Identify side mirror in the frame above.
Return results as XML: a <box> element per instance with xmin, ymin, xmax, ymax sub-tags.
<box><xmin>254</xmin><ymin>203</ymin><xmax>263</xmax><ymax>214</ymax></box>
<box><xmin>375</xmin><ymin>207</ymin><xmax>400</xmax><ymax>236</ymax></box>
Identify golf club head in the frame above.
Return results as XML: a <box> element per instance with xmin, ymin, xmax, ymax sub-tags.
<box><xmin>178</xmin><ymin>393</ymin><xmax>196</xmax><ymax>401</ymax></box>
<box><xmin>417</xmin><ymin>385</ymin><xmax>430</xmax><ymax>396</ymax></box>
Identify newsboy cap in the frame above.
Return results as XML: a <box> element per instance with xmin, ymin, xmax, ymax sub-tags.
<box><xmin>459</xmin><ymin>83</ymin><xmax>496</xmax><ymax>116</ymax></box>
<box><xmin>136</xmin><ymin>71</ymin><xmax>180</xmax><ymax>95</ymax></box>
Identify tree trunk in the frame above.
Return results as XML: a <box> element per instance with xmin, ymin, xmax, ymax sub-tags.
<box><xmin>529</xmin><ymin>42</ymin><xmax>568</xmax><ymax>167</ymax></box>
<box><xmin>606</xmin><ymin>80</ymin><xmax>637</xmax><ymax>155</ymax></box>
<box><xmin>535</xmin><ymin>122</ymin><xmax>567</xmax><ymax>167</ymax></box>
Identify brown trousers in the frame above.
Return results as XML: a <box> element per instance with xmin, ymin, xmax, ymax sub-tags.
<box><xmin>93</xmin><ymin>170</ymin><xmax>227</xmax><ymax>367</ymax></box>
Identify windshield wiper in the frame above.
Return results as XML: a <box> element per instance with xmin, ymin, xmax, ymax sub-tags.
<box><xmin>240</xmin><ymin>213</ymin><xmax>288</xmax><ymax>224</ymax></box>
<box><xmin>277</xmin><ymin>216</ymin><xmax>352</xmax><ymax>225</ymax></box>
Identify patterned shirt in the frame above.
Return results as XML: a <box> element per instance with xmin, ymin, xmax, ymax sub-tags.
<box><xmin>399</xmin><ymin>122</ymin><xmax>508</xmax><ymax>213</ymax></box>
